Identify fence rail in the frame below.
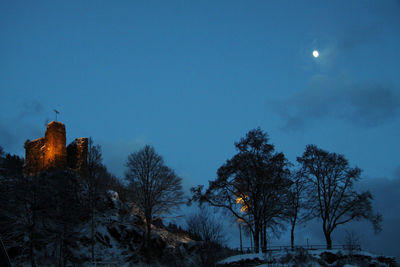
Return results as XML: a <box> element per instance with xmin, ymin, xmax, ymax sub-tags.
<box><xmin>236</xmin><ymin>244</ymin><xmax>361</xmax><ymax>254</ymax></box>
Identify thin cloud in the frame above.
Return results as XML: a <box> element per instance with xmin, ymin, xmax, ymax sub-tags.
<box><xmin>0</xmin><ymin>122</ymin><xmax>19</xmax><ymax>150</ymax></box>
<box><xmin>314</xmin><ymin>24</ymin><xmax>383</xmax><ymax>68</ymax></box>
<box><xmin>394</xmin><ymin>165</ymin><xmax>400</xmax><ymax>178</ymax></box>
<box><xmin>18</xmin><ymin>100</ymin><xmax>44</xmax><ymax>119</ymax></box>
<box><xmin>275</xmin><ymin>74</ymin><xmax>400</xmax><ymax>130</ymax></box>
<box><xmin>311</xmin><ymin>16</ymin><xmax>391</xmax><ymax>70</ymax></box>
<box><xmin>336</xmin><ymin>24</ymin><xmax>383</xmax><ymax>52</ymax></box>
<box><xmin>0</xmin><ymin>101</ymin><xmax>46</xmax><ymax>154</ymax></box>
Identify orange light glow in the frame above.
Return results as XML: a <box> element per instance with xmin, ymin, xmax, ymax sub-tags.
<box><xmin>236</xmin><ymin>194</ymin><xmax>249</xmax><ymax>212</ymax></box>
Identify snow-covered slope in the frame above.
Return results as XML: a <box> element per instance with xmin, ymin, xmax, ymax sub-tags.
<box><xmin>72</xmin><ymin>191</ymin><xmax>194</xmax><ymax>265</ymax></box>
<box><xmin>217</xmin><ymin>248</ymin><xmax>397</xmax><ymax>267</ymax></box>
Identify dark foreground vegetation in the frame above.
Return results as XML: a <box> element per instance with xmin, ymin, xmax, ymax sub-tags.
<box><xmin>0</xmin><ymin>143</ymin><xmax>234</xmax><ymax>266</ymax></box>
<box><xmin>0</xmin><ymin>127</ymin><xmax>385</xmax><ymax>266</ymax></box>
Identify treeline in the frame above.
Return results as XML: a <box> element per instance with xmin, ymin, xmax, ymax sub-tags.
<box><xmin>0</xmin><ymin>140</ymin><xmax>125</xmax><ymax>266</ymax></box>
<box><xmin>0</xmin><ymin>127</ymin><xmax>383</xmax><ymax>265</ymax></box>
<box><xmin>191</xmin><ymin>128</ymin><xmax>382</xmax><ymax>252</ymax></box>
<box><xmin>1</xmin><ymin>140</ymin><xmax>219</xmax><ymax>266</ymax></box>
<box><xmin>0</xmin><ymin>141</ymin><xmax>231</xmax><ymax>266</ymax></box>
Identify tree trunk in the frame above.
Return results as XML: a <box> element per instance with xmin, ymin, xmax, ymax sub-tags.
<box><xmin>262</xmin><ymin>224</ymin><xmax>267</xmax><ymax>252</ymax></box>
<box><xmin>30</xmin><ymin>187</ymin><xmax>37</xmax><ymax>267</ymax></box>
<box><xmin>250</xmin><ymin>231</ymin><xmax>253</xmax><ymax>251</ymax></box>
<box><xmin>146</xmin><ymin>222</ymin><xmax>151</xmax><ymax>248</ymax></box>
<box><xmin>145</xmin><ymin>217</ymin><xmax>152</xmax><ymax>263</ymax></box>
<box><xmin>58</xmin><ymin>235</ymin><xmax>62</xmax><ymax>267</ymax></box>
<box><xmin>260</xmin><ymin>225</ymin><xmax>264</xmax><ymax>252</ymax></box>
<box><xmin>30</xmin><ymin>231</ymin><xmax>36</xmax><ymax>267</ymax></box>
<box><xmin>253</xmin><ymin>225</ymin><xmax>260</xmax><ymax>253</ymax></box>
<box><xmin>324</xmin><ymin>230</ymin><xmax>332</xmax><ymax>249</ymax></box>
<box><xmin>291</xmin><ymin>207</ymin><xmax>297</xmax><ymax>251</ymax></box>
<box><xmin>91</xmin><ymin>207</ymin><xmax>95</xmax><ymax>264</ymax></box>
<box><xmin>239</xmin><ymin>224</ymin><xmax>242</xmax><ymax>253</ymax></box>
<box><xmin>62</xmin><ymin>228</ymin><xmax>66</xmax><ymax>267</ymax></box>
<box><xmin>290</xmin><ymin>222</ymin><xmax>295</xmax><ymax>251</ymax></box>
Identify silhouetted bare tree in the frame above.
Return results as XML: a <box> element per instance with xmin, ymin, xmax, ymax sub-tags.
<box><xmin>185</xmin><ymin>207</ymin><xmax>229</xmax><ymax>267</ymax></box>
<box><xmin>125</xmin><ymin>145</ymin><xmax>184</xmax><ymax>254</ymax></box>
<box><xmin>85</xmin><ymin>137</ymin><xmax>105</xmax><ymax>263</ymax></box>
<box><xmin>288</xmin><ymin>170</ymin><xmax>313</xmax><ymax>250</ymax></box>
<box><xmin>186</xmin><ymin>207</ymin><xmax>225</xmax><ymax>245</ymax></box>
<box><xmin>297</xmin><ymin>145</ymin><xmax>382</xmax><ymax>249</ymax></box>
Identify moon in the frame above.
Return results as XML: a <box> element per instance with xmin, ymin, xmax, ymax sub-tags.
<box><xmin>313</xmin><ymin>50</ymin><xmax>319</xmax><ymax>58</ymax></box>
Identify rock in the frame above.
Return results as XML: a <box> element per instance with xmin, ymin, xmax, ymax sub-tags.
<box><xmin>320</xmin><ymin>251</ymin><xmax>339</xmax><ymax>264</ymax></box>
<box><xmin>107</xmin><ymin>226</ymin><xmax>122</xmax><ymax>241</ymax></box>
<box><xmin>376</xmin><ymin>256</ymin><xmax>397</xmax><ymax>267</ymax></box>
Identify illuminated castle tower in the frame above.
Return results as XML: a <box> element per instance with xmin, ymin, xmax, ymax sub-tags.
<box><xmin>44</xmin><ymin>121</ymin><xmax>67</xmax><ymax>169</ymax></box>
<box><xmin>24</xmin><ymin>121</ymin><xmax>88</xmax><ymax>176</ymax></box>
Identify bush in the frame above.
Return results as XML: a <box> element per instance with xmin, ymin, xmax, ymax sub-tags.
<box><xmin>294</xmin><ymin>247</ymin><xmax>311</xmax><ymax>266</ymax></box>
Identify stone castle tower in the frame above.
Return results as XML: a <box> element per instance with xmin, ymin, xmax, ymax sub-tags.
<box><xmin>24</xmin><ymin>121</ymin><xmax>88</xmax><ymax>176</ymax></box>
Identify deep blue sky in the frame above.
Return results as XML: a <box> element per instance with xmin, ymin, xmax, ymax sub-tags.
<box><xmin>1</xmin><ymin>0</ymin><xmax>399</xmax><ymax>258</ymax></box>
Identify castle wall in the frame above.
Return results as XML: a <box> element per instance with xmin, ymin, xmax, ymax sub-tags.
<box><xmin>67</xmin><ymin>137</ymin><xmax>88</xmax><ymax>176</ymax></box>
<box><xmin>24</xmin><ymin>121</ymin><xmax>88</xmax><ymax>176</ymax></box>
<box><xmin>24</xmin><ymin>137</ymin><xmax>45</xmax><ymax>175</ymax></box>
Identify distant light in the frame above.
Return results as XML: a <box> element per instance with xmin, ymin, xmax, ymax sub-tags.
<box><xmin>313</xmin><ymin>50</ymin><xmax>319</xmax><ymax>58</ymax></box>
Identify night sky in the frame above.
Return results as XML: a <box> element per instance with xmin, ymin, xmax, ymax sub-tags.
<box><xmin>1</xmin><ymin>0</ymin><xmax>399</xmax><ymax>259</ymax></box>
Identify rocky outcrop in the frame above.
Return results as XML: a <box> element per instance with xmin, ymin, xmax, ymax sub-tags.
<box><xmin>24</xmin><ymin>121</ymin><xmax>88</xmax><ymax>176</ymax></box>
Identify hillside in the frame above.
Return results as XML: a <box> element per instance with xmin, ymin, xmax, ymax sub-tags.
<box><xmin>3</xmin><ymin>187</ymin><xmax>232</xmax><ymax>266</ymax></box>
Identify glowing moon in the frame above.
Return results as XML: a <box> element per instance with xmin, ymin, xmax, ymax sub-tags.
<box><xmin>313</xmin><ymin>50</ymin><xmax>319</xmax><ymax>58</ymax></box>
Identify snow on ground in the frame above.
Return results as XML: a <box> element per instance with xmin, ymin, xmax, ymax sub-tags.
<box><xmin>220</xmin><ymin>249</ymin><xmax>396</xmax><ymax>267</ymax></box>
<box><xmin>218</xmin><ymin>251</ymin><xmax>292</xmax><ymax>265</ymax></box>
<box><xmin>152</xmin><ymin>225</ymin><xmax>192</xmax><ymax>248</ymax></box>
<box><xmin>218</xmin><ymin>253</ymin><xmax>265</xmax><ymax>264</ymax></box>
<box><xmin>255</xmin><ymin>263</ymin><xmax>323</xmax><ymax>267</ymax></box>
